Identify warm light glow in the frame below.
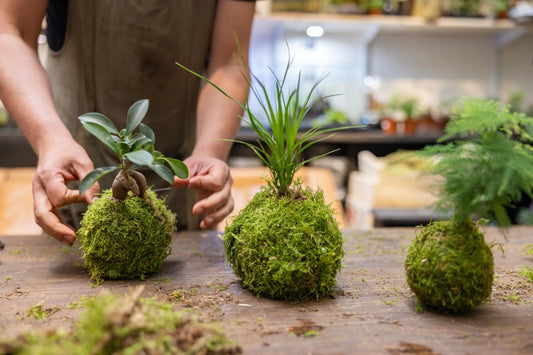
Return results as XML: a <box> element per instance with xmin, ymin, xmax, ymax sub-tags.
<box><xmin>306</xmin><ymin>25</ymin><xmax>324</xmax><ymax>38</ymax></box>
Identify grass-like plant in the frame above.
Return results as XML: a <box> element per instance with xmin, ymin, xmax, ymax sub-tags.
<box><xmin>76</xmin><ymin>100</ymin><xmax>188</xmax><ymax>283</ymax></box>
<box><xmin>405</xmin><ymin>97</ymin><xmax>533</xmax><ymax>313</ymax></box>
<box><xmin>176</xmin><ymin>51</ymin><xmax>346</xmax><ymax>300</ymax></box>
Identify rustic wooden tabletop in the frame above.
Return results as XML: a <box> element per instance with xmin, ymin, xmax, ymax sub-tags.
<box><xmin>1</xmin><ymin>227</ymin><xmax>532</xmax><ymax>354</ymax></box>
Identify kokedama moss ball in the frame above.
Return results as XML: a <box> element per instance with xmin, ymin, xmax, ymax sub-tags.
<box><xmin>224</xmin><ymin>185</ymin><xmax>344</xmax><ymax>301</ymax></box>
<box><xmin>77</xmin><ymin>188</ymin><xmax>176</xmax><ymax>283</ymax></box>
<box><xmin>405</xmin><ymin>219</ymin><xmax>494</xmax><ymax>313</ymax></box>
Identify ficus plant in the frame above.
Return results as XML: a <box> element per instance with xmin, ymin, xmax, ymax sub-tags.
<box><xmin>405</xmin><ymin>97</ymin><xmax>533</xmax><ymax>313</ymax></box>
<box><xmin>76</xmin><ymin>99</ymin><xmax>188</xmax><ymax>284</ymax></box>
<box><xmin>78</xmin><ymin>99</ymin><xmax>188</xmax><ymax>200</ymax></box>
<box><xmin>177</xmin><ymin>49</ymin><xmax>348</xmax><ymax>301</ymax></box>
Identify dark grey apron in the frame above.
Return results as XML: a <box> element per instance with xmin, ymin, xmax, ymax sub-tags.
<box><xmin>46</xmin><ymin>0</ymin><xmax>218</xmax><ymax>229</ymax></box>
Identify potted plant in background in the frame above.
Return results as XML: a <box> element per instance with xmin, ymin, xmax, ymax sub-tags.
<box><xmin>405</xmin><ymin>97</ymin><xmax>533</xmax><ymax>313</ymax></box>
<box><xmin>400</xmin><ymin>97</ymin><xmax>420</xmax><ymax>135</ymax></box>
<box><xmin>177</xmin><ymin>52</ymin><xmax>346</xmax><ymax>301</ymax></box>
<box><xmin>360</xmin><ymin>0</ymin><xmax>385</xmax><ymax>14</ymax></box>
<box><xmin>76</xmin><ymin>99</ymin><xmax>189</xmax><ymax>284</ymax></box>
<box><xmin>486</xmin><ymin>0</ymin><xmax>511</xmax><ymax>19</ymax></box>
<box><xmin>443</xmin><ymin>0</ymin><xmax>483</xmax><ymax>17</ymax></box>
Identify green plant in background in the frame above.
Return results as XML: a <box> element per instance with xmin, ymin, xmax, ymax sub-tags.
<box><xmin>444</xmin><ymin>0</ymin><xmax>483</xmax><ymax>16</ymax></box>
<box><xmin>405</xmin><ymin>97</ymin><xmax>533</xmax><ymax>313</ymax></box>
<box><xmin>76</xmin><ymin>100</ymin><xmax>188</xmax><ymax>284</ymax></box>
<box><xmin>359</xmin><ymin>0</ymin><xmax>385</xmax><ymax>12</ymax></box>
<box><xmin>177</xmin><ymin>51</ymin><xmax>345</xmax><ymax>301</ymax></box>
<box><xmin>507</xmin><ymin>90</ymin><xmax>524</xmax><ymax>113</ymax></box>
<box><xmin>0</xmin><ymin>288</ymin><xmax>240</xmax><ymax>354</ymax></box>
<box><xmin>486</xmin><ymin>0</ymin><xmax>510</xmax><ymax>15</ymax></box>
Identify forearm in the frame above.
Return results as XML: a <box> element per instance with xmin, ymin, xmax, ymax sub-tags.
<box><xmin>192</xmin><ymin>64</ymin><xmax>248</xmax><ymax>161</ymax></box>
<box><xmin>191</xmin><ymin>0</ymin><xmax>254</xmax><ymax>162</ymax></box>
<box><xmin>0</xmin><ymin>34</ymin><xmax>73</xmax><ymax>156</ymax></box>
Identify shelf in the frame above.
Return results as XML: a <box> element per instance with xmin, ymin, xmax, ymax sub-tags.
<box><xmin>254</xmin><ymin>12</ymin><xmax>524</xmax><ymax>36</ymax></box>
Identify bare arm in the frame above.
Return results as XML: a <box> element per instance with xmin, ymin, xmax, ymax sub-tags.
<box><xmin>180</xmin><ymin>0</ymin><xmax>255</xmax><ymax>229</ymax></box>
<box><xmin>0</xmin><ymin>1</ymin><xmax>97</xmax><ymax>244</ymax></box>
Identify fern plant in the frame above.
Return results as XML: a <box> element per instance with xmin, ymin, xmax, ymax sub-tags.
<box><xmin>405</xmin><ymin>97</ymin><xmax>533</xmax><ymax>313</ymax></box>
<box><xmin>422</xmin><ymin>98</ymin><xmax>533</xmax><ymax>228</ymax></box>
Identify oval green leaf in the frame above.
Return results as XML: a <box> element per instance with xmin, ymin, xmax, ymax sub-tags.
<box><xmin>81</xmin><ymin>121</ymin><xmax>121</xmax><ymax>157</ymax></box>
<box><xmin>164</xmin><ymin>157</ymin><xmax>189</xmax><ymax>179</ymax></box>
<box><xmin>124</xmin><ymin>150</ymin><xmax>154</xmax><ymax>167</ymax></box>
<box><xmin>79</xmin><ymin>166</ymin><xmax>119</xmax><ymax>197</ymax></box>
<box><xmin>139</xmin><ymin>123</ymin><xmax>155</xmax><ymax>145</ymax></box>
<box><xmin>149</xmin><ymin>164</ymin><xmax>175</xmax><ymax>185</ymax></box>
<box><xmin>78</xmin><ymin>112</ymin><xmax>119</xmax><ymax>135</ymax></box>
<box><xmin>126</xmin><ymin>99</ymin><xmax>149</xmax><ymax>134</ymax></box>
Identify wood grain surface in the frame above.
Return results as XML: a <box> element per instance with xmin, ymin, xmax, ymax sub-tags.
<box><xmin>1</xmin><ymin>227</ymin><xmax>532</xmax><ymax>354</ymax></box>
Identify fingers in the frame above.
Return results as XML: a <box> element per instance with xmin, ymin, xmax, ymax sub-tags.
<box><xmin>198</xmin><ymin>194</ymin><xmax>235</xmax><ymax>230</ymax></box>
<box><xmin>173</xmin><ymin>176</ymin><xmax>189</xmax><ymax>189</ymax></box>
<box><xmin>33</xmin><ymin>178</ymin><xmax>77</xmax><ymax>245</ymax></box>
<box><xmin>192</xmin><ymin>176</ymin><xmax>234</xmax><ymax>229</ymax></box>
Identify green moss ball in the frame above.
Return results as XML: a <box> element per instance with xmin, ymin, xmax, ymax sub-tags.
<box><xmin>405</xmin><ymin>219</ymin><xmax>494</xmax><ymax>313</ymax></box>
<box><xmin>77</xmin><ymin>188</ymin><xmax>176</xmax><ymax>283</ymax></box>
<box><xmin>224</xmin><ymin>185</ymin><xmax>344</xmax><ymax>301</ymax></box>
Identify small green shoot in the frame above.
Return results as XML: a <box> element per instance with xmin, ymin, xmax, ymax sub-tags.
<box><xmin>519</xmin><ymin>266</ymin><xmax>533</xmax><ymax>283</ymax></box>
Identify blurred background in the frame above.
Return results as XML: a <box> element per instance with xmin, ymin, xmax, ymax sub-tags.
<box><xmin>1</xmin><ymin>0</ymin><xmax>532</xmax><ymax>233</ymax></box>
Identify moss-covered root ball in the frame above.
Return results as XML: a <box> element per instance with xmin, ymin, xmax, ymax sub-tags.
<box><xmin>405</xmin><ymin>219</ymin><xmax>494</xmax><ymax>313</ymax></box>
<box><xmin>77</xmin><ymin>188</ymin><xmax>176</xmax><ymax>283</ymax></box>
<box><xmin>224</xmin><ymin>185</ymin><xmax>344</xmax><ymax>301</ymax></box>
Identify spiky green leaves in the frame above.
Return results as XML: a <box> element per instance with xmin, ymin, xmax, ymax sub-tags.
<box><xmin>77</xmin><ymin>189</ymin><xmax>176</xmax><ymax>284</ymax></box>
<box><xmin>177</xmin><ymin>53</ymin><xmax>352</xmax><ymax>196</ymax></box>
<box><xmin>421</xmin><ymin>98</ymin><xmax>533</xmax><ymax>228</ymax></box>
<box><xmin>78</xmin><ymin>99</ymin><xmax>188</xmax><ymax>197</ymax></box>
<box><xmin>405</xmin><ymin>219</ymin><xmax>494</xmax><ymax>313</ymax></box>
<box><xmin>224</xmin><ymin>185</ymin><xmax>344</xmax><ymax>301</ymax></box>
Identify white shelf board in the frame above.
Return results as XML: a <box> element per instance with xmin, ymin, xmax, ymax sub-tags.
<box><xmin>254</xmin><ymin>12</ymin><xmax>521</xmax><ymax>36</ymax></box>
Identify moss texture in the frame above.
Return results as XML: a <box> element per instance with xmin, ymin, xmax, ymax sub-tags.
<box><xmin>224</xmin><ymin>185</ymin><xmax>344</xmax><ymax>301</ymax></box>
<box><xmin>0</xmin><ymin>289</ymin><xmax>241</xmax><ymax>355</ymax></box>
<box><xmin>77</xmin><ymin>188</ymin><xmax>176</xmax><ymax>283</ymax></box>
<box><xmin>405</xmin><ymin>219</ymin><xmax>494</xmax><ymax>313</ymax></box>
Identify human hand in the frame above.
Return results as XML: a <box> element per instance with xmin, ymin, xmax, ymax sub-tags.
<box><xmin>174</xmin><ymin>155</ymin><xmax>234</xmax><ymax>230</ymax></box>
<box><xmin>32</xmin><ymin>139</ymin><xmax>98</xmax><ymax>245</ymax></box>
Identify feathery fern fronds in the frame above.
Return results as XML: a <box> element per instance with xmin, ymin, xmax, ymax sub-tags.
<box><xmin>422</xmin><ymin>98</ymin><xmax>533</xmax><ymax>227</ymax></box>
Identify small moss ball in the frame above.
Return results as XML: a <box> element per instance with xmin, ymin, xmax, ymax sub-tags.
<box><xmin>405</xmin><ymin>219</ymin><xmax>494</xmax><ymax>313</ymax></box>
<box><xmin>224</xmin><ymin>185</ymin><xmax>344</xmax><ymax>301</ymax></box>
<box><xmin>77</xmin><ymin>188</ymin><xmax>176</xmax><ymax>283</ymax></box>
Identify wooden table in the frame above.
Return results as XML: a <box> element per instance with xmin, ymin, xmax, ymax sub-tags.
<box><xmin>1</xmin><ymin>227</ymin><xmax>532</xmax><ymax>354</ymax></box>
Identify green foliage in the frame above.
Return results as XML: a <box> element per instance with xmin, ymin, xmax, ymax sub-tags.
<box><xmin>0</xmin><ymin>290</ymin><xmax>240</xmax><ymax>355</ymax></box>
<box><xmin>177</xmin><ymin>51</ymin><xmax>352</xmax><ymax>196</ymax></box>
<box><xmin>76</xmin><ymin>189</ymin><xmax>176</xmax><ymax>284</ymax></box>
<box><xmin>359</xmin><ymin>0</ymin><xmax>384</xmax><ymax>11</ymax></box>
<box><xmin>78</xmin><ymin>99</ymin><xmax>188</xmax><ymax>197</ymax></box>
<box><xmin>224</xmin><ymin>185</ymin><xmax>344</xmax><ymax>301</ymax></box>
<box><xmin>420</xmin><ymin>98</ymin><xmax>533</xmax><ymax>228</ymax></box>
<box><xmin>405</xmin><ymin>219</ymin><xmax>494</xmax><ymax>313</ymax></box>
<box><xmin>520</xmin><ymin>266</ymin><xmax>533</xmax><ymax>283</ymax></box>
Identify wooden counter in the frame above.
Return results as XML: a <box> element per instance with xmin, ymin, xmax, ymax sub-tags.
<box><xmin>1</xmin><ymin>227</ymin><xmax>532</xmax><ymax>354</ymax></box>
